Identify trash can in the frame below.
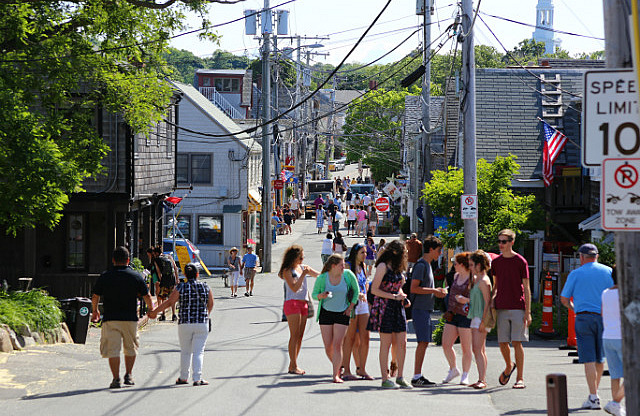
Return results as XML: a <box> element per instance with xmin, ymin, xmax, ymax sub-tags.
<box><xmin>59</xmin><ymin>297</ymin><xmax>92</xmax><ymax>344</ymax></box>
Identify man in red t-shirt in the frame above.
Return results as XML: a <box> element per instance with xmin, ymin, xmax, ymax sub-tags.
<box><xmin>405</xmin><ymin>233</ymin><xmax>423</xmax><ymax>274</ymax></box>
<box><xmin>491</xmin><ymin>229</ymin><xmax>531</xmax><ymax>390</ymax></box>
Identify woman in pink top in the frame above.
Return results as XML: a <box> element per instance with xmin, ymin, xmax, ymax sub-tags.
<box><xmin>356</xmin><ymin>207</ymin><xmax>367</xmax><ymax>237</ymax></box>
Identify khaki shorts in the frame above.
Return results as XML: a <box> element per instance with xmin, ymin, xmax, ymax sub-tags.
<box><xmin>100</xmin><ymin>321</ymin><xmax>139</xmax><ymax>358</ymax></box>
<box><xmin>496</xmin><ymin>309</ymin><xmax>529</xmax><ymax>343</ymax></box>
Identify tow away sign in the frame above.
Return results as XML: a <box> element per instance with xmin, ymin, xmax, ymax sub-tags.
<box><xmin>461</xmin><ymin>194</ymin><xmax>478</xmax><ymax>220</ymax></box>
<box><xmin>602</xmin><ymin>158</ymin><xmax>640</xmax><ymax>230</ymax></box>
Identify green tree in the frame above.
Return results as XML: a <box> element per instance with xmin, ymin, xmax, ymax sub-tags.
<box><xmin>341</xmin><ymin>88</ymin><xmax>413</xmax><ymax>181</ymax></box>
<box><xmin>164</xmin><ymin>47</ymin><xmax>206</xmax><ymax>84</ymax></box>
<box><xmin>0</xmin><ymin>1</ymin><xmax>217</xmax><ymax>235</ymax></box>
<box><xmin>422</xmin><ymin>155</ymin><xmax>544</xmax><ymax>249</ymax></box>
<box><xmin>506</xmin><ymin>39</ymin><xmax>547</xmax><ymax>65</ymax></box>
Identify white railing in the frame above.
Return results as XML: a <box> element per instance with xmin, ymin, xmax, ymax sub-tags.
<box><xmin>198</xmin><ymin>87</ymin><xmax>243</xmax><ymax>119</ymax></box>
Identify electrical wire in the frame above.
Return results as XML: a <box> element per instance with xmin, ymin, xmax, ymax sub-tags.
<box><xmin>479</xmin><ymin>11</ymin><xmax>605</xmax><ymax>41</ymax></box>
<box><xmin>460</xmin><ymin>0</ymin><xmax>482</xmax><ymax>39</ymax></box>
<box><xmin>167</xmin><ymin>0</ymin><xmax>396</xmax><ymax>139</ymax></box>
<box><xmin>0</xmin><ymin>0</ymin><xmax>299</xmax><ymax>64</ymax></box>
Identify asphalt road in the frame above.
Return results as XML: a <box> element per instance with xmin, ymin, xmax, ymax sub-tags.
<box><xmin>0</xmin><ymin>218</ymin><xmax>618</xmax><ymax>415</ymax></box>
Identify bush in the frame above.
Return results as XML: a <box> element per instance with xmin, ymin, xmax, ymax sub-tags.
<box><xmin>399</xmin><ymin>215</ymin><xmax>410</xmax><ymax>234</ymax></box>
<box><xmin>432</xmin><ymin>315</ymin><xmax>446</xmax><ymax>345</ymax></box>
<box><xmin>0</xmin><ymin>289</ymin><xmax>64</xmax><ymax>333</ymax></box>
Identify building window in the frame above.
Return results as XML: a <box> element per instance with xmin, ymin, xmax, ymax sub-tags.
<box><xmin>203</xmin><ymin>77</ymin><xmax>211</xmax><ymax>87</ymax></box>
<box><xmin>176</xmin><ymin>153</ymin><xmax>212</xmax><ymax>185</ymax></box>
<box><xmin>214</xmin><ymin>77</ymin><xmax>240</xmax><ymax>92</ymax></box>
<box><xmin>67</xmin><ymin>214</ymin><xmax>85</xmax><ymax>269</ymax></box>
<box><xmin>166</xmin><ymin>214</ymin><xmax>191</xmax><ymax>240</ymax></box>
<box><xmin>198</xmin><ymin>215</ymin><xmax>223</xmax><ymax>245</ymax></box>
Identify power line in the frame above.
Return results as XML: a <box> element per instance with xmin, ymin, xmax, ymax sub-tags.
<box><xmin>480</xmin><ymin>10</ymin><xmax>605</xmax><ymax>41</ymax></box>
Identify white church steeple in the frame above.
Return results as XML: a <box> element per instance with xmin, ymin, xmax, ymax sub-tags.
<box><xmin>532</xmin><ymin>0</ymin><xmax>562</xmax><ymax>54</ymax></box>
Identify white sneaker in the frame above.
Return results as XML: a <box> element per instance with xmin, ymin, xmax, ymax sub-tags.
<box><xmin>442</xmin><ymin>368</ymin><xmax>460</xmax><ymax>384</ymax></box>
<box><xmin>604</xmin><ymin>400</ymin><xmax>625</xmax><ymax>416</ymax></box>
<box><xmin>581</xmin><ymin>396</ymin><xmax>601</xmax><ymax>410</ymax></box>
<box><xmin>459</xmin><ymin>372</ymin><xmax>470</xmax><ymax>385</ymax></box>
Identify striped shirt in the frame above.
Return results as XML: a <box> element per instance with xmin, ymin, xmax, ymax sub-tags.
<box><xmin>177</xmin><ymin>280</ymin><xmax>211</xmax><ymax>324</ymax></box>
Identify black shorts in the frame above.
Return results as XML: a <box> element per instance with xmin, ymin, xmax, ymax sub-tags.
<box><xmin>319</xmin><ymin>307</ymin><xmax>350</xmax><ymax>326</ymax></box>
<box><xmin>448</xmin><ymin>313</ymin><xmax>471</xmax><ymax>328</ymax></box>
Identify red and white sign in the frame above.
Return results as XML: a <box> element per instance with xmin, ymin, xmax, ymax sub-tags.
<box><xmin>273</xmin><ymin>179</ymin><xmax>284</xmax><ymax>190</ymax></box>
<box><xmin>461</xmin><ymin>194</ymin><xmax>478</xmax><ymax>220</ymax></box>
<box><xmin>375</xmin><ymin>197</ymin><xmax>390</xmax><ymax>212</ymax></box>
<box><xmin>602</xmin><ymin>158</ymin><xmax>640</xmax><ymax>230</ymax></box>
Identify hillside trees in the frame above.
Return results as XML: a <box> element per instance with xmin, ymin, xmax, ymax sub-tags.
<box><xmin>0</xmin><ymin>1</ymin><xmax>217</xmax><ymax>235</ymax></box>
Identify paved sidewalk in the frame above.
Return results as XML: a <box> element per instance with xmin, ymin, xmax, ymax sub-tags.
<box><xmin>0</xmin><ymin>219</ymin><xmax>618</xmax><ymax>415</ymax></box>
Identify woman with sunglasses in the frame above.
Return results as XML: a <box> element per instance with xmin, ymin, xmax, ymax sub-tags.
<box><xmin>279</xmin><ymin>245</ymin><xmax>320</xmax><ymax>375</ymax></box>
<box><xmin>441</xmin><ymin>252</ymin><xmax>473</xmax><ymax>385</ymax></box>
<box><xmin>312</xmin><ymin>254</ymin><xmax>360</xmax><ymax>383</ymax></box>
<box><xmin>364</xmin><ymin>237</ymin><xmax>377</xmax><ymax>277</ymax></box>
<box><xmin>341</xmin><ymin>243</ymin><xmax>374</xmax><ymax>380</ymax></box>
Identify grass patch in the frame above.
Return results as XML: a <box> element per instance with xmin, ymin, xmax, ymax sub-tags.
<box><xmin>0</xmin><ymin>289</ymin><xmax>64</xmax><ymax>333</ymax></box>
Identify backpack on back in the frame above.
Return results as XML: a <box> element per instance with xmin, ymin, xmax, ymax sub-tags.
<box><xmin>157</xmin><ymin>255</ymin><xmax>175</xmax><ymax>287</ymax></box>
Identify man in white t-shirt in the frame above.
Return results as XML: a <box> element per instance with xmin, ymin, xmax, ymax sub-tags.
<box><xmin>290</xmin><ymin>197</ymin><xmax>300</xmax><ymax>219</ymax></box>
<box><xmin>362</xmin><ymin>192</ymin><xmax>371</xmax><ymax>207</ymax></box>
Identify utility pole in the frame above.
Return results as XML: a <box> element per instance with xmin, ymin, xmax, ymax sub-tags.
<box><xmin>273</xmin><ymin>34</ymin><xmax>281</xmax><ymax>208</ymax></box>
<box><xmin>461</xmin><ymin>0</ymin><xmax>478</xmax><ymax>251</ymax></box>
<box><xmin>260</xmin><ymin>0</ymin><xmax>272</xmax><ymax>272</ymax></box>
<box><xmin>420</xmin><ymin>0</ymin><xmax>433</xmax><ymax>236</ymax></box>
<box><xmin>295</xmin><ymin>36</ymin><xmax>305</xmax><ymax>197</ymax></box>
<box><xmin>604</xmin><ymin>0</ymin><xmax>637</xmax><ymax>414</ymax></box>
<box><xmin>324</xmin><ymin>78</ymin><xmax>336</xmax><ymax>180</ymax></box>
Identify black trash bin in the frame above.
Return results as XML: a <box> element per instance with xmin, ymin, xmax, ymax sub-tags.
<box><xmin>59</xmin><ymin>297</ymin><xmax>92</xmax><ymax>344</ymax></box>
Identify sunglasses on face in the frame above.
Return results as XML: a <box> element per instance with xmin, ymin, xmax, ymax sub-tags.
<box><xmin>498</xmin><ymin>239</ymin><xmax>511</xmax><ymax>244</ymax></box>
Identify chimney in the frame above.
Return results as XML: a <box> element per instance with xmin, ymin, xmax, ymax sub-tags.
<box><xmin>369</xmin><ymin>80</ymin><xmax>378</xmax><ymax>90</ymax></box>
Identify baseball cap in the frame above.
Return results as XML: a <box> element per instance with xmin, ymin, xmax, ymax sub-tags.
<box><xmin>578</xmin><ymin>243</ymin><xmax>598</xmax><ymax>256</ymax></box>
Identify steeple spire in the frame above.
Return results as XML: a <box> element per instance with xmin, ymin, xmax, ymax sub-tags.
<box><xmin>532</xmin><ymin>0</ymin><xmax>562</xmax><ymax>55</ymax></box>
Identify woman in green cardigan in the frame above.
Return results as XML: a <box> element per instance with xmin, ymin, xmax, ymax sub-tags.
<box><xmin>312</xmin><ymin>254</ymin><xmax>360</xmax><ymax>383</ymax></box>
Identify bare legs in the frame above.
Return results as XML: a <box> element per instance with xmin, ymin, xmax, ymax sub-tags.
<box><xmin>341</xmin><ymin>314</ymin><xmax>370</xmax><ymax>377</ymax></box>
<box><xmin>379</xmin><ymin>332</ymin><xmax>407</xmax><ymax>381</ymax></box>
<box><xmin>442</xmin><ymin>324</ymin><xmax>472</xmax><ymax>374</ymax></box>
<box><xmin>108</xmin><ymin>355</ymin><xmax>135</xmax><ymax>380</ymax></box>
<box><xmin>471</xmin><ymin>328</ymin><xmax>488</xmax><ymax>383</ymax></box>
<box><xmin>286</xmin><ymin>313</ymin><xmax>307</xmax><ymax>374</ymax></box>
<box><xmin>414</xmin><ymin>341</ymin><xmax>428</xmax><ymax>376</ymax></box>
<box><xmin>320</xmin><ymin>324</ymin><xmax>349</xmax><ymax>382</ymax></box>
<box><xmin>499</xmin><ymin>341</ymin><xmax>524</xmax><ymax>383</ymax></box>
<box><xmin>611</xmin><ymin>377</ymin><xmax>625</xmax><ymax>403</ymax></box>
<box><xmin>584</xmin><ymin>362</ymin><xmax>604</xmax><ymax>395</ymax></box>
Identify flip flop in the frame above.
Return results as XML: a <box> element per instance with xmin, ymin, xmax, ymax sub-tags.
<box><xmin>359</xmin><ymin>374</ymin><xmax>374</xmax><ymax>381</ymax></box>
<box><xmin>512</xmin><ymin>380</ymin><xmax>526</xmax><ymax>389</ymax></box>
<box><xmin>342</xmin><ymin>374</ymin><xmax>359</xmax><ymax>381</ymax></box>
<box><xmin>498</xmin><ymin>362</ymin><xmax>516</xmax><ymax>386</ymax></box>
<box><xmin>471</xmin><ymin>381</ymin><xmax>487</xmax><ymax>389</ymax></box>
<box><xmin>288</xmin><ymin>369</ymin><xmax>306</xmax><ymax>375</ymax></box>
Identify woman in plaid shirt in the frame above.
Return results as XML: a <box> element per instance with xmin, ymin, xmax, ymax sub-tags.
<box><xmin>151</xmin><ymin>263</ymin><xmax>214</xmax><ymax>386</ymax></box>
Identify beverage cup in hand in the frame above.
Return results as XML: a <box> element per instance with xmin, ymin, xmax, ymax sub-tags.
<box><xmin>326</xmin><ymin>291</ymin><xmax>333</xmax><ymax>298</ymax></box>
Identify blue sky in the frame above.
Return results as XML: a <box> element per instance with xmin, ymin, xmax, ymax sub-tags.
<box><xmin>169</xmin><ymin>0</ymin><xmax>605</xmax><ymax>65</ymax></box>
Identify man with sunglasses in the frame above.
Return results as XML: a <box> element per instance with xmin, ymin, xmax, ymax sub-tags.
<box><xmin>491</xmin><ymin>229</ymin><xmax>531</xmax><ymax>389</ymax></box>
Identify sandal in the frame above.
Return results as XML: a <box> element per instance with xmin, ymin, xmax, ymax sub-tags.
<box><xmin>193</xmin><ymin>380</ymin><xmax>209</xmax><ymax>386</ymax></box>
<box><xmin>175</xmin><ymin>378</ymin><xmax>189</xmax><ymax>385</ymax></box>
<box><xmin>471</xmin><ymin>381</ymin><xmax>487</xmax><ymax>389</ymax></box>
<box><xmin>287</xmin><ymin>368</ymin><xmax>306</xmax><ymax>375</ymax></box>
<box><xmin>498</xmin><ymin>362</ymin><xmax>516</xmax><ymax>386</ymax></box>
<box><xmin>512</xmin><ymin>380</ymin><xmax>526</xmax><ymax>389</ymax></box>
<box><xmin>342</xmin><ymin>374</ymin><xmax>359</xmax><ymax>381</ymax></box>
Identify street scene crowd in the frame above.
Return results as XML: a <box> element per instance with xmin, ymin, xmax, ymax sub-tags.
<box><xmin>90</xmin><ymin>178</ymin><xmax>625</xmax><ymax>416</ymax></box>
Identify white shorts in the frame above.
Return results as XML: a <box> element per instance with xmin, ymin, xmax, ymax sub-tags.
<box><xmin>355</xmin><ymin>300</ymin><xmax>369</xmax><ymax>315</ymax></box>
<box><xmin>470</xmin><ymin>317</ymin><xmax>491</xmax><ymax>332</ymax></box>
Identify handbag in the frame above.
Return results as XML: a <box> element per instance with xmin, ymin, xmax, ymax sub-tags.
<box><xmin>482</xmin><ymin>307</ymin><xmax>497</xmax><ymax>329</ymax></box>
<box><xmin>306</xmin><ymin>289</ymin><xmax>315</xmax><ymax>319</ymax></box>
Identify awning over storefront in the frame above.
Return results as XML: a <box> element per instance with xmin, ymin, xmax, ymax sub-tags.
<box><xmin>248</xmin><ymin>189</ymin><xmax>261</xmax><ymax>212</ymax></box>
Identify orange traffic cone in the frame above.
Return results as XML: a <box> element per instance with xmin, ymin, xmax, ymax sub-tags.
<box><xmin>535</xmin><ymin>272</ymin><xmax>557</xmax><ymax>337</ymax></box>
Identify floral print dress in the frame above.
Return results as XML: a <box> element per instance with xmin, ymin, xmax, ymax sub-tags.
<box><xmin>367</xmin><ymin>266</ymin><xmax>406</xmax><ymax>333</ymax></box>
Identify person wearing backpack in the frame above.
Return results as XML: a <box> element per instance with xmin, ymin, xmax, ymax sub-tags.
<box><xmin>410</xmin><ymin>236</ymin><xmax>447</xmax><ymax>387</ymax></box>
<box><xmin>154</xmin><ymin>246</ymin><xmax>179</xmax><ymax>321</ymax></box>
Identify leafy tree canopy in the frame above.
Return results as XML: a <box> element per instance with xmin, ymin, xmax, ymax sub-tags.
<box><xmin>341</xmin><ymin>88</ymin><xmax>415</xmax><ymax>182</ymax></box>
<box><xmin>0</xmin><ymin>1</ymin><xmax>217</xmax><ymax>235</ymax></box>
<box><xmin>422</xmin><ymin>155</ymin><xmax>545</xmax><ymax>250</ymax></box>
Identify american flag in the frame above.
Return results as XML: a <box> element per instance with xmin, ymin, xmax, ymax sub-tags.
<box><xmin>542</xmin><ymin>120</ymin><xmax>568</xmax><ymax>187</ymax></box>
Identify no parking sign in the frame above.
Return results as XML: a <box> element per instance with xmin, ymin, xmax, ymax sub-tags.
<box><xmin>461</xmin><ymin>194</ymin><xmax>478</xmax><ymax>220</ymax></box>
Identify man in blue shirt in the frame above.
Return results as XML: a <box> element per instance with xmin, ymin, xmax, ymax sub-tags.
<box><xmin>561</xmin><ymin>243</ymin><xmax>613</xmax><ymax>410</ymax></box>
<box><xmin>241</xmin><ymin>245</ymin><xmax>259</xmax><ymax>297</ymax></box>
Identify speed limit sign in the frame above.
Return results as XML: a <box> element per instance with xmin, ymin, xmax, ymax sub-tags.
<box><xmin>583</xmin><ymin>69</ymin><xmax>640</xmax><ymax>166</ymax></box>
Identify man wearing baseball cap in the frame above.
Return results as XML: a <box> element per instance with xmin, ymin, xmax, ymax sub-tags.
<box><xmin>560</xmin><ymin>243</ymin><xmax>613</xmax><ymax>410</ymax></box>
